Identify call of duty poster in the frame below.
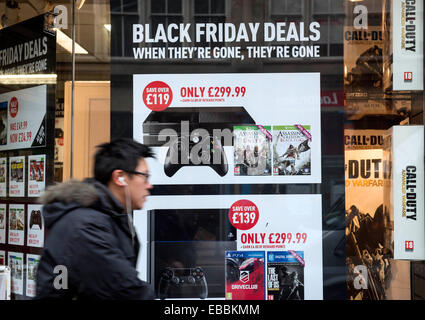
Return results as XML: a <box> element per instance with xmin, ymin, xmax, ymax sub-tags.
<box><xmin>344</xmin><ymin>0</ymin><xmax>412</xmax><ymax>121</ymax></box>
<box><xmin>345</xmin><ymin>136</ymin><xmax>411</xmax><ymax>300</ymax></box>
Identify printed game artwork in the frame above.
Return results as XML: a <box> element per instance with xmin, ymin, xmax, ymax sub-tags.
<box><xmin>225</xmin><ymin>251</ymin><xmax>265</xmax><ymax>300</ymax></box>
<box><xmin>233</xmin><ymin>125</ymin><xmax>272</xmax><ymax>176</ymax></box>
<box><xmin>267</xmin><ymin>251</ymin><xmax>305</xmax><ymax>300</ymax></box>
<box><xmin>273</xmin><ymin>125</ymin><xmax>311</xmax><ymax>175</ymax></box>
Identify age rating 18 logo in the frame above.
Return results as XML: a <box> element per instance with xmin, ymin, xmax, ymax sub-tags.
<box><xmin>405</xmin><ymin>240</ymin><xmax>414</xmax><ymax>251</ymax></box>
<box><xmin>404</xmin><ymin>72</ymin><xmax>413</xmax><ymax>82</ymax></box>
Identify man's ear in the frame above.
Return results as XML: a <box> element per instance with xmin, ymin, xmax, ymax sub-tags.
<box><xmin>111</xmin><ymin>169</ymin><xmax>127</xmax><ymax>187</ymax></box>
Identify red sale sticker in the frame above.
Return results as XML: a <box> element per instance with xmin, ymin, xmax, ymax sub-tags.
<box><xmin>142</xmin><ymin>81</ymin><xmax>173</xmax><ymax>111</ymax></box>
<box><xmin>229</xmin><ymin>199</ymin><xmax>259</xmax><ymax>230</ymax></box>
<box><xmin>9</xmin><ymin>97</ymin><xmax>18</xmax><ymax>118</ymax></box>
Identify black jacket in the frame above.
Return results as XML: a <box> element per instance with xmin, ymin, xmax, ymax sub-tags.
<box><xmin>35</xmin><ymin>179</ymin><xmax>154</xmax><ymax>299</ymax></box>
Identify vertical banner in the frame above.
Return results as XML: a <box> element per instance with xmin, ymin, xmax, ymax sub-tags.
<box><xmin>392</xmin><ymin>0</ymin><xmax>424</xmax><ymax>90</ymax></box>
<box><xmin>385</xmin><ymin>125</ymin><xmax>424</xmax><ymax>260</ymax></box>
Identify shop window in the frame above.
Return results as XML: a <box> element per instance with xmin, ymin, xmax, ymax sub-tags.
<box><xmin>150</xmin><ymin>0</ymin><xmax>183</xmax><ymax>48</ymax></box>
<box><xmin>270</xmin><ymin>0</ymin><xmax>302</xmax><ymax>15</ymax></box>
<box><xmin>111</xmin><ymin>0</ymin><xmax>138</xmax><ymax>56</ymax></box>
<box><xmin>194</xmin><ymin>0</ymin><xmax>226</xmax><ymax>48</ymax></box>
<box><xmin>269</xmin><ymin>0</ymin><xmax>344</xmax><ymax>57</ymax></box>
<box><xmin>311</xmin><ymin>0</ymin><xmax>343</xmax><ymax>57</ymax></box>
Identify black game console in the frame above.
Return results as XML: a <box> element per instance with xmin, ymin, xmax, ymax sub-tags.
<box><xmin>149</xmin><ymin>209</ymin><xmax>237</xmax><ymax>299</ymax></box>
<box><xmin>158</xmin><ymin>267</ymin><xmax>208</xmax><ymax>300</ymax></box>
<box><xmin>142</xmin><ymin>107</ymin><xmax>255</xmax><ymax>177</ymax></box>
<box><xmin>142</xmin><ymin>107</ymin><xmax>256</xmax><ymax>146</ymax></box>
<box><xmin>29</xmin><ymin>210</ymin><xmax>42</xmax><ymax>230</ymax></box>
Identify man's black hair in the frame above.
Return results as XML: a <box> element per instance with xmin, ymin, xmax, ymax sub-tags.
<box><xmin>94</xmin><ymin>138</ymin><xmax>154</xmax><ymax>185</ymax></box>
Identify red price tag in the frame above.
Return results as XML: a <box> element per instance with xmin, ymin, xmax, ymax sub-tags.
<box><xmin>229</xmin><ymin>199</ymin><xmax>259</xmax><ymax>230</ymax></box>
<box><xmin>142</xmin><ymin>81</ymin><xmax>173</xmax><ymax>111</ymax></box>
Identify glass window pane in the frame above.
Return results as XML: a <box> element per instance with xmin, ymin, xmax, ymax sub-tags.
<box><xmin>167</xmin><ymin>0</ymin><xmax>182</xmax><ymax>13</ymax></box>
<box><xmin>168</xmin><ymin>15</ymin><xmax>183</xmax><ymax>25</ymax></box>
<box><xmin>286</xmin><ymin>0</ymin><xmax>301</xmax><ymax>14</ymax></box>
<box><xmin>124</xmin><ymin>15</ymin><xmax>139</xmax><ymax>56</ymax></box>
<box><xmin>151</xmin><ymin>0</ymin><xmax>166</xmax><ymax>13</ymax></box>
<box><xmin>110</xmin><ymin>0</ymin><xmax>122</xmax><ymax>12</ymax></box>
<box><xmin>111</xmin><ymin>15</ymin><xmax>122</xmax><ymax>56</ymax></box>
<box><xmin>271</xmin><ymin>0</ymin><xmax>285</xmax><ymax>13</ymax></box>
<box><xmin>211</xmin><ymin>0</ymin><xmax>225</xmax><ymax>14</ymax></box>
<box><xmin>330</xmin><ymin>43</ymin><xmax>343</xmax><ymax>56</ymax></box>
<box><xmin>194</xmin><ymin>16</ymin><xmax>210</xmax><ymax>24</ymax></box>
<box><xmin>195</xmin><ymin>0</ymin><xmax>209</xmax><ymax>14</ymax></box>
<box><xmin>151</xmin><ymin>16</ymin><xmax>167</xmax><ymax>36</ymax></box>
<box><xmin>123</xmin><ymin>0</ymin><xmax>138</xmax><ymax>12</ymax></box>
<box><xmin>330</xmin><ymin>0</ymin><xmax>343</xmax><ymax>13</ymax></box>
<box><xmin>312</xmin><ymin>0</ymin><xmax>328</xmax><ymax>13</ymax></box>
<box><xmin>329</xmin><ymin>18</ymin><xmax>343</xmax><ymax>43</ymax></box>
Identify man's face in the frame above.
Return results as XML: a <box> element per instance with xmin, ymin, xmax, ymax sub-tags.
<box><xmin>127</xmin><ymin>158</ymin><xmax>153</xmax><ymax>210</ymax></box>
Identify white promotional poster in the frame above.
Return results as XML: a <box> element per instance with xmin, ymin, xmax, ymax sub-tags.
<box><xmin>27</xmin><ymin>204</ymin><xmax>44</xmax><ymax>248</ymax></box>
<box><xmin>7</xmin><ymin>251</ymin><xmax>23</xmax><ymax>295</ymax></box>
<box><xmin>133</xmin><ymin>73</ymin><xmax>321</xmax><ymax>185</ymax></box>
<box><xmin>9</xmin><ymin>156</ymin><xmax>25</xmax><ymax>197</ymax></box>
<box><xmin>28</xmin><ymin>155</ymin><xmax>45</xmax><ymax>197</ymax></box>
<box><xmin>386</xmin><ymin>125</ymin><xmax>424</xmax><ymax>260</ymax></box>
<box><xmin>0</xmin><ymin>157</ymin><xmax>6</xmax><ymax>197</ymax></box>
<box><xmin>8</xmin><ymin>204</ymin><xmax>24</xmax><ymax>246</ymax></box>
<box><xmin>0</xmin><ymin>204</ymin><xmax>6</xmax><ymax>244</ymax></box>
<box><xmin>0</xmin><ymin>85</ymin><xmax>47</xmax><ymax>150</ymax></box>
<box><xmin>134</xmin><ymin>194</ymin><xmax>323</xmax><ymax>300</ymax></box>
<box><xmin>392</xmin><ymin>0</ymin><xmax>424</xmax><ymax>91</ymax></box>
<box><xmin>26</xmin><ymin>254</ymin><xmax>40</xmax><ymax>297</ymax></box>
